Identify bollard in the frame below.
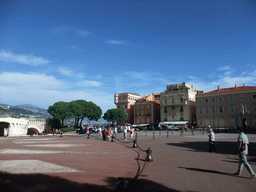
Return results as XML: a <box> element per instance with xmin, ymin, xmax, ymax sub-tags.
<box><xmin>87</xmin><ymin>133</ymin><xmax>90</xmax><ymax>139</ymax></box>
<box><xmin>172</xmin><ymin>130</ymin><xmax>173</xmax><ymax>135</ymax></box>
<box><xmin>159</xmin><ymin>130</ymin><xmax>161</xmax><ymax>136</ymax></box>
<box><xmin>145</xmin><ymin>130</ymin><xmax>147</xmax><ymax>136</ymax></box>
<box><xmin>60</xmin><ymin>132</ymin><xmax>63</xmax><ymax>137</ymax></box>
<box><xmin>153</xmin><ymin>132</ymin><xmax>155</xmax><ymax>139</ymax></box>
<box><xmin>167</xmin><ymin>131</ymin><xmax>169</xmax><ymax>138</ymax></box>
<box><xmin>133</xmin><ymin>139</ymin><xmax>137</xmax><ymax>148</ymax></box>
<box><xmin>30</xmin><ymin>134</ymin><xmax>33</xmax><ymax>137</ymax></box>
<box><xmin>145</xmin><ymin>147</ymin><xmax>153</xmax><ymax>162</ymax></box>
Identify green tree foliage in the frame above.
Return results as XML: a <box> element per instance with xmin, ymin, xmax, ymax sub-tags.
<box><xmin>47</xmin><ymin>101</ymin><xmax>71</xmax><ymax>127</ymax></box>
<box><xmin>48</xmin><ymin>100</ymin><xmax>102</xmax><ymax>129</ymax></box>
<box><xmin>48</xmin><ymin>118</ymin><xmax>61</xmax><ymax>130</ymax></box>
<box><xmin>68</xmin><ymin>100</ymin><xmax>102</xmax><ymax>128</ymax></box>
<box><xmin>103</xmin><ymin>108</ymin><xmax>127</xmax><ymax>125</ymax></box>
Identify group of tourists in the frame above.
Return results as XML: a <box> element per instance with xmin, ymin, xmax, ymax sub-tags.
<box><xmin>97</xmin><ymin>125</ymin><xmax>135</xmax><ymax>141</ymax></box>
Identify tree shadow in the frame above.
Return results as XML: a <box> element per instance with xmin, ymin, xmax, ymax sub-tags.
<box><xmin>0</xmin><ymin>172</ymin><xmax>185</xmax><ymax>192</ymax></box>
<box><xmin>166</xmin><ymin>141</ymin><xmax>256</xmax><ymax>157</ymax></box>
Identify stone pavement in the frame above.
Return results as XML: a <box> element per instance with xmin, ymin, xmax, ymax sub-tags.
<box><xmin>0</xmin><ymin>130</ymin><xmax>255</xmax><ymax>191</ymax></box>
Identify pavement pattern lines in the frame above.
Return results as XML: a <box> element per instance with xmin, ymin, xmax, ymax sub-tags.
<box><xmin>0</xmin><ymin>160</ymin><xmax>86</xmax><ymax>174</ymax></box>
<box><xmin>24</xmin><ymin>144</ymin><xmax>91</xmax><ymax>147</ymax></box>
<box><xmin>0</xmin><ymin>149</ymin><xmax>128</xmax><ymax>155</ymax></box>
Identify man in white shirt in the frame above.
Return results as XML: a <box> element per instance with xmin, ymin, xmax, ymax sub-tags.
<box><xmin>208</xmin><ymin>129</ymin><xmax>218</xmax><ymax>153</ymax></box>
<box><xmin>233</xmin><ymin>127</ymin><xmax>255</xmax><ymax>179</ymax></box>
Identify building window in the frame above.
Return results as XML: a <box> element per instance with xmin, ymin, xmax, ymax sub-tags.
<box><xmin>147</xmin><ymin>104</ymin><xmax>150</xmax><ymax>109</ymax></box>
<box><xmin>211</xmin><ymin>98</ymin><xmax>216</xmax><ymax>103</ymax></box>
<box><xmin>164</xmin><ymin>107</ymin><xmax>168</xmax><ymax>113</ymax></box>
<box><xmin>212</xmin><ymin>107</ymin><xmax>216</xmax><ymax>113</ymax></box>
<box><xmin>219</xmin><ymin>106</ymin><xmax>224</xmax><ymax>113</ymax></box>
<box><xmin>218</xmin><ymin>97</ymin><xmax>223</xmax><ymax>102</ymax></box>
<box><xmin>228</xmin><ymin>96</ymin><xmax>234</xmax><ymax>102</ymax></box>
<box><xmin>205</xmin><ymin>98</ymin><xmax>209</xmax><ymax>103</ymax></box>
<box><xmin>121</xmin><ymin>97</ymin><xmax>123</xmax><ymax>100</ymax></box>
<box><xmin>147</xmin><ymin>118</ymin><xmax>150</xmax><ymax>124</ymax></box>
<box><xmin>172</xmin><ymin>115</ymin><xmax>175</xmax><ymax>120</ymax></box>
<box><xmin>137</xmin><ymin>105</ymin><xmax>140</xmax><ymax>109</ymax></box>
<box><xmin>172</xmin><ymin>99</ymin><xmax>175</xmax><ymax>103</ymax></box>
<box><xmin>141</xmin><ymin>105</ymin><xmax>144</xmax><ymax>109</ymax></box>
<box><xmin>205</xmin><ymin>108</ymin><xmax>209</xmax><ymax>113</ymax></box>
<box><xmin>180</xmin><ymin>106</ymin><xmax>183</xmax><ymax>112</ymax></box>
<box><xmin>199</xmin><ymin>108</ymin><xmax>203</xmax><ymax>114</ymax></box>
<box><xmin>137</xmin><ymin>119</ymin><xmax>139</xmax><ymax>124</ymax></box>
<box><xmin>137</xmin><ymin>111</ymin><xmax>140</xmax><ymax>116</ymax></box>
<box><xmin>199</xmin><ymin>120</ymin><xmax>203</xmax><ymax>125</ymax></box>
<box><xmin>253</xmin><ymin>95</ymin><xmax>256</xmax><ymax>100</ymax></box>
<box><xmin>180</xmin><ymin>97</ymin><xmax>183</xmax><ymax>102</ymax></box>
<box><xmin>253</xmin><ymin>105</ymin><xmax>256</xmax><ymax>112</ymax></box>
<box><xmin>141</xmin><ymin>111</ymin><xmax>144</xmax><ymax>115</ymax></box>
<box><xmin>228</xmin><ymin>106</ymin><xmax>235</xmax><ymax>113</ymax></box>
<box><xmin>240</xmin><ymin>95</ymin><xmax>245</xmax><ymax>101</ymax></box>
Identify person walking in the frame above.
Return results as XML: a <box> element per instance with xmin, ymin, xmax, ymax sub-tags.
<box><xmin>103</xmin><ymin>127</ymin><xmax>107</xmax><ymax>141</ymax></box>
<box><xmin>233</xmin><ymin>127</ymin><xmax>255</xmax><ymax>179</ymax></box>
<box><xmin>123</xmin><ymin>125</ymin><xmax>127</xmax><ymax>140</ymax></box>
<box><xmin>98</xmin><ymin>126</ymin><xmax>102</xmax><ymax>138</ymax></box>
<box><xmin>208</xmin><ymin>129</ymin><xmax>218</xmax><ymax>153</ymax></box>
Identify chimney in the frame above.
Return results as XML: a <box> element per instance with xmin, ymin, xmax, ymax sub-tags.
<box><xmin>217</xmin><ymin>85</ymin><xmax>220</xmax><ymax>90</ymax></box>
<box><xmin>243</xmin><ymin>84</ymin><xmax>245</xmax><ymax>87</ymax></box>
<box><xmin>235</xmin><ymin>84</ymin><xmax>237</xmax><ymax>88</ymax></box>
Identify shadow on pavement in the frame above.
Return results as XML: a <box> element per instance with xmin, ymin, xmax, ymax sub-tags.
<box><xmin>0</xmin><ymin>172</ymin><xmax>183</xmax><ymax>192</ymax></box>
<box><xmin>178</xmin><ymin>166</ymin><xmax>248</xmax><ymax>179</ymax></box>
<box><xmin>166</xmin><ymin>141</ymin><xmax>256</xmax><ymax>156</ymax></box>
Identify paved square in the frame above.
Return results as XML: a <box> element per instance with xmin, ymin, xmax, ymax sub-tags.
<box><xmin>0</xmin><ymin>160</ymin><xmax>85</xmax><ymax>174</ymax></box>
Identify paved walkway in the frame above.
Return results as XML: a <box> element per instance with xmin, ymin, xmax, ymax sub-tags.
<box><xmin>0</xmin><ymin>131</ymin><xmax>255</xmax><ymax>191</ymax></box>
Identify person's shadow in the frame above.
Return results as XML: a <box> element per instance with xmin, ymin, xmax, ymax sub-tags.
<box><xmin>178</xmin><ymin>166</ymin><xmax>248</xmax><ymax>179</ymax></box>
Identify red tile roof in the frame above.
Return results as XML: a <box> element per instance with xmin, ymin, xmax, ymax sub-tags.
<box><xmin>202</xmin><ymin>86</ymin><xmax>256</xmax><ymax>95</ymax></box>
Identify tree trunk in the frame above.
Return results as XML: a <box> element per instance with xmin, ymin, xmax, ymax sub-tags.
<box><xmin>80</xmin><ymin>117</ymin><xmax>84</xmax><ymax>127</ymax></box>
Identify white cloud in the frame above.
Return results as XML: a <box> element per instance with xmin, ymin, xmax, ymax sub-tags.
<box><xmin>0</xmin><ymin>72</ymin><xmax>113</xmax><ymax>113</ymax></box>
<box><xmin>0</xmin><ymin>72</ymin><xmax>66</xmax><ymax>90</ymax></box>
<box><xmin>188</xmin><ymin>76</ymin><xmax>198</xmax><ymax>80</ymax></box>
<box><xmin>77</xmin><ymin>80</ymin><xmax>102</xmax><ymax>87</ymax></box>
<box><xmin>218</xmin><ymin>66</ymin><xmax>230</xmax><ymax>71</ymax></box>
<box><xmin>0</xmin><ymin>50</ymin><xmax>49</xmax><ymax>66</ymax></box>
<box><xmin>224</xmin><ymin>71</ymin><xmax>232</xmax><ymax>75</ymax></box>
<box><xmin>59</xmin><ymin>67</ymin><xmax>84</xmax><ymax>78</ymax></box>
<box><xmin>106</xmin><ymin>40</ymin><xmax>123</xmax><ymax>44</ymax></box>
<box><xmin>187</xmin><ymin>73</ymin><xmax>256</xmax><ymax>92</ymax></box>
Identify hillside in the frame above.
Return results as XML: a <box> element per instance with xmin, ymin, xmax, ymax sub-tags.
<box><xmin>0</xmin><ymin>104</ymin><xmax>51</xmax><ymax>118</ymax></box>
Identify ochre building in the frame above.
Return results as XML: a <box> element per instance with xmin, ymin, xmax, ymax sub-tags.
<box><xmin>196</xmin><ymin>84</ymin><xmax>256</xmax><ymax>130</ymax></box>
<box><xmin>160</xmin><ymin>82</ymin><xmax>197</xmax><ymax>125</ymax></box>
<box><xmin>134</xmin><ymin>93</ymin><xmax>160</xmax><ymax>127</ymax></box>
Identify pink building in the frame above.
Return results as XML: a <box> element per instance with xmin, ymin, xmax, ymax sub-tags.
<box><xmin>114</xmin><ymin>92</ymin><xmax>141</xmax><ymax>125</ymax></box>
<box><xmin>196</xmin><ymin>84</ymin><xmax>256</xmax><ymax>130</ymax></box>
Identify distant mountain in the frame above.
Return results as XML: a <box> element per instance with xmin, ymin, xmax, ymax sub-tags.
<box><xmin>15</xmin><ymin>104</ymin><xmax>50</xmax><ymax>116</ymax></box>
<box><xmin>0</xmin><ymin>103</ymin><xmax>51</xmax><ymax>118</ymax></box>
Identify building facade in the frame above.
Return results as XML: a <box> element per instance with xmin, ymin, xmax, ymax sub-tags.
<box><xmin>134</xmin><ymin>93</ymin><xmax>160</xmax><ymax>127</ymax></box>
<box><xmin>160</xmin><ymin>82</ymin><xmax>197</xmax><ymax>125</ymax></box>
<box><xmin>196</xmin><ymin>85</ymin><xmax>256</xmax><ymax>130</ymax></box>
<box><xmin>114</xmin><ymin>92</ymin><xmax>141</xmax><ymax>125</ymax></box>
<box><xmin>0</xmin><ymin>117</ymin><xmax>46</xmax><ymax>136</ymax></box>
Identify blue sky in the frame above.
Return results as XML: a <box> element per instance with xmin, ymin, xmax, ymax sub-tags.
<box><xmin>1</xmin><ymin>0</ymin><xmax>256</xmax><ymax>113</ymax></box>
